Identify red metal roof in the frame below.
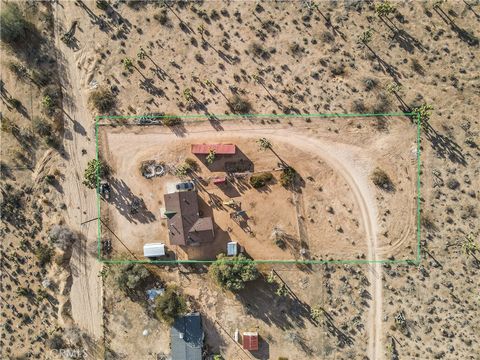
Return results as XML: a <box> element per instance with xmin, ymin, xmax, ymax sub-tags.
<box><xmin>242</xmin><ymin>332</ymin><xmax>259</xmax><ymax>351</ymax></box>
<box><xmin>213</xmin><ymin>177</ymin><xmax>226</xmax><ymax>184</ymax></box>
<box><xmin>191</xmin><ymin>144</ymin><xmax>236</xmax><ymax>155</ymax></box>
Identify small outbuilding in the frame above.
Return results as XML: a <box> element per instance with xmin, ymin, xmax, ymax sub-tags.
<box><xmin>191</xmin><ymin>144</ymin><xmax>236</xmax><ymax>155</ymax></box>
<box><xmin>171</xmin><ymin>313</ymin><xmax>204</xmax><ymax>360</ymax></box>
<box><xmin>227</xmin><ymin>241</ymin><xmax>238</xmax><ymax>256</ymax></box>
<box><xmin>213</xmin><ymin>176</ymin><xmax>227</xmax><ymax>185</ymax></box>
<box><xmin>143</xmin><ymin>243</ymin><xmax>166</xmax><ymax>258</ymax></box>
<box><xmin>242</xmin><ymin>332</ymin><xmax>259</xmax><ymax>351</ymax></box>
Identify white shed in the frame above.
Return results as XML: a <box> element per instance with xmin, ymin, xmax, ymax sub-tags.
<box><xmin>143</xmin><ymin>243</ymin><xmax>166</xmax><ymax>258</ymax></box>
<box><xmin>227</xmin><ymin>241</ymin><xmax>238</xmax><ymax>256</ymax></box>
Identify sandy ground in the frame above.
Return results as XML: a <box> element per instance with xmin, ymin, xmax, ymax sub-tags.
<box><xmin>53</xmin><ymin>3</ymin><xmax>103</xmax><ymax>340</ymax></box>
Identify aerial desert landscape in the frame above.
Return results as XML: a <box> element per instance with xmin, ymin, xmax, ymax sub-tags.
<box><xmin>1</xmin><ymin>1</ymin><xmax>479</xmax><ymax>360</ymax></box>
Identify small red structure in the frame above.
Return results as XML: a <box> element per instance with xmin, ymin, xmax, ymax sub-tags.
<box><xmin>242</xmin><ymin>332</ymin><xmax>259</xmax><ymax>351</ymax></box>
<box><xmin>213</xmin><ymin>176</ymin><xmax>227</xmax><ymax>185</ymax></box>
<box><xmin>191</xmin><ymin>144</ymin><xmax>236</xmax><ymax>155</ymax></box>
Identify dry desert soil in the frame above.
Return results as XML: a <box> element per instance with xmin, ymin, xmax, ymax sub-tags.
<box><xmin>1</xmin><ymin>1</ymin><xmax>479</xmax><ymax>360</ymax></box>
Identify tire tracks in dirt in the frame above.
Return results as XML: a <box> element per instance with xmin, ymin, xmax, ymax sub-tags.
<box><xmin>53</xmin><ymin>3</ymin><xmax>103</xmax><ymax>339</ymax></box>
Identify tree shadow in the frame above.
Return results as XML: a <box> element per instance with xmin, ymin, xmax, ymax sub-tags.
<box><xmin>423</xmin><ymin>122</ymin><xmax>467</xmax><ymax>166</ymax></box>
<box><xmin>434</xmin><ymin>5</ymin><xmax>479</xmax><ymax>46</ymax></box>
<box><xmin>235</xmin><ymin>275</ymin><xmax>315</xmax><ymax>331</ymax></box>
<box><xmin>107</xmin><ymin>177</ymin><xmax>156</xmax><ymax>224</ymax></box>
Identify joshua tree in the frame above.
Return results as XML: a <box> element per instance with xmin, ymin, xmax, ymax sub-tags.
<box><xmin>206</xmin><ymin>149</ymin><xmax>216</xmax><ymax>164</ymax></box>
<box><xmin>358</xmin><ymin>28</ymin><xmax>373</xmax><ymax>46</ymax></box>
<box><xmin>462</xmin><ymin>233</ymin><xmax>479</xmax><ymax>256</ymax></box>
<box><xmin>137</xmin><ymin>47</ymin><xmax>147</xmax><ymax>60</ymax></box>
<box><xmin>375</xmin><ymin>1</ymin><xmax>396</xmax><ymax>18</ymax></box>
<box><xmin>413</xmin><ymin>103</ymin><xmax>433</xmax><ymax>123</ymax></box>
<box><xmin>257</xmin><ymin>137</ymin><xmax>272</xmax><ymax>151</ymax></box>
<box><xmin>121</xmin><ymin>57</ymin><xmax>134</xmax><ymax>71</ymax></box>
<box><xmin>183</xmin><ymin>88</ymin><xmax>193</xmax><ymax>102</ymax></box>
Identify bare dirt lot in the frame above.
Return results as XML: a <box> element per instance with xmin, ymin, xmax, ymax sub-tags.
<box><xmin>99</xmin><ymin>117</ymin><xmax>417</xmax><ymax>262</ymax></box>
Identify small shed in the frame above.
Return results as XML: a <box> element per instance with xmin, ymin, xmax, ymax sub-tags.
<box><xmin>227</xmin><ymin>242</ymin><xmax>238</xmax><ymax>256</ymax></box>
<box><xmin>143</xmin><ymin>243</ymin><xmax>166</xmax><ymax>257</ymax></box>
<box><xmin>191</xmin><ymin>144</ymin><xmax>236</xmax><ymax>155</ymax></box>
<box><xmin>242</xmin><ymin>332</ymin><xmax>259</xmax><ymax>351</ymax></box>
<box><xmin>213</xmin><ymin>176</ymin><xmax>227</xmax><ymax>185</ymax></box>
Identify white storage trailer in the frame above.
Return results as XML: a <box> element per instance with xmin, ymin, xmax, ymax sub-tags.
<box><xmin>143</xmin><ymin>243</ymin><xmax>166</xmax><ymax>258</ymax></box>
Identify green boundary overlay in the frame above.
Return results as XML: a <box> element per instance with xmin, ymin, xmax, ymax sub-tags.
<box><xmin>95</xmin><ymin>112</ymin><xmax>421</xmax><ymax>265</ymax></box>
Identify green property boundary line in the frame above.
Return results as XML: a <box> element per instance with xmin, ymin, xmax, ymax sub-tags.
<box><xmin>95</xmin><ymin>112</ymin><xmax>422</xmax><ymax>265</ymax></box>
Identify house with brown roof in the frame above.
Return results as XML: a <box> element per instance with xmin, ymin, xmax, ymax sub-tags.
<box><xmin>164</xmin><ymin>190</ymin><xmax>214</xmax><ymax>246</ymax></box>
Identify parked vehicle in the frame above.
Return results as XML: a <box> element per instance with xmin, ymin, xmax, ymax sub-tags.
<box><xmin>176</xmin><ymin>181</ymin><xmax>195</xmax><ymax>191</ymax></box>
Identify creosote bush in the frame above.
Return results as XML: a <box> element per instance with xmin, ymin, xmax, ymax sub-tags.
<box><xmin>371</xmin><ymin>167</ymin><xmax>394</xmax><ymax>191</ymax></box>
<box><xmin>115</xmin><ymin>263</ymin><xmax>150</xmax><ymax>293</ymax></box>
<box><xmin>162</xmin><ymin>116</ymin><xmax>182</xmax><ymax>127</ymax></box>
<box><xmin>229</xmin><ymin>95</ymin><xmax>252</xmax><ymax>113</ymax></box>
<box><xmin>249</xmin><ymin>172</ymin><xmax>273</xmax><ymax>188</ymax></box>
<box><xmin>88</xmin><ymin>87</ymin><xmax>115</xmax><ymax>113</ymax></box>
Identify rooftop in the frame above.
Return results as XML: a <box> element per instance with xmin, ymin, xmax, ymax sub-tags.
<box><xmin>171</xmin><ymin>313</ymin><xmax>203</xmax><ymax>360</ymax></box>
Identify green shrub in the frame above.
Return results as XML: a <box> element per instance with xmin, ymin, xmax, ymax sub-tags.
<box><xmin>83</xmin><ymin>159</ymin><xmax>108</xmax><ymax>189</ymax></box>
<box><xmin>371</xmin><ymin>168</ymin><xmax>394</xmax><ymax>191</ymax></box>
<box><xmin>89</xmin><ymin>87</ymin><xmax>115</xmax><ymax>113</ymax></box>
<box><xmin>280</xmin><ymin>167</ymin><xmax>297</xmax><ymax>188</ymax></box>
<box><xmin>35</xmin><ymin>244</ymin><xmax>54</xmax><ymax>267</ymax></box>
<box><xmin>229</xmin><ymin>95</ymin><xmax>252</xmax><ymax>113</ymax></box>
<box><xmin>162</xmin><ymin>116</ymin><xmax>182</xmax><ymax>126</ymax></box>
<box><xmin>115</xmin><ymin>264</ymin><xmax>150</xmax><ymax>292</ymax></box>
<box><xmin>249</xmin><ymin>172</ymin><xmax>273</xmax><ymax>188</ymax></box>
<box><xmin>155</xmin><ymin>286</ymin><xmax>187</xmax><ymax>325</ymax></box>
<box><xmin>184</xmin><ymin>158</ymin><xmax>198</xmax><ymax>171</ymax></box>
<box><xmin>209</xmin><ymin>254</ymin><xmax>258</xmax><ymax>291</ymax></box>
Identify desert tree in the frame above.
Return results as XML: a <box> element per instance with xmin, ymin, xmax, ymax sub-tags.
<box><xmin>257</xmin><ymin>137</ymin><xmax>272</xmax><ymax>151</ymax></box>
<box><xmin>155</xmin><ymin>286</ymin><xmax>187</xmax><ymax>325</ymax></box>
<box><xmin>0</xmin><ymin>3</ymin><xmax>29</xmax><ymax>46</ymax></box>
<box><xmin>209</xmin><ymin>254</ymin><xmax>259</xmax><ymax>291</ymax></box>
<box><xmin>206</xmin><ymin>149</ymin><xmax>216</xmax><ymax>165</ymax></box>
<box><xmin>358</xmin><ymin>28</ymin><xmax>373</xmax><ymax>46</ymax></box>
<box><xmin>137</xmin><ymin>47</ymin><xmax>146</xmax><ymax>60</ymax></box>
<box><xmin>121</xmin><ymin>57</ymin><xmax>134</xmax><ymax>71</ymax></box>
<box><xmin>83</xmin><ymin>159</ymin><xmax>107</xmax><ymax>189</ymax></box>
<box><xmin>413</xmin><ymin>104</ymin><xmax>433</xmax><ymax>123</ymax></box>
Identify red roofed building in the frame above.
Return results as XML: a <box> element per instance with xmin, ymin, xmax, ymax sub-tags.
<box><xmin>191</xmin><ymin>144</ymin><xmax>236</xmax><ymax>155</ymax></box>
<box><xmin>242</xmin><ymin>332</ymin><xmax>259</xmax><ymax>351</ymax></box>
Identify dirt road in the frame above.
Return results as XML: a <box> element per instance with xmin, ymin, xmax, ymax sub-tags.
<box><xmin>54</xmin><ymin>3</ymin><xmax>103</xmax><ymax>339</ymax></box>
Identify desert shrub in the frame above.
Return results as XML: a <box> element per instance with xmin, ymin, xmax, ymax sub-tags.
<box><xmin>249</xmin><ymin>172</ymin><xmax>273</xmax><ymax>188</ymax></box>
<box><xmin>229</xmin><ymin>95</ymin><xmax>252</xmax><ymax>113</ymax></box>
<box><xmin>162</xmin><ymin>116</ymin><xmax>182</xmax><ymax>126</ymax></box>
<box><xmin>363</xmin><ymin>77</ymin><xmax>378</xmax><ymax>91</ymax></box>
<box><xmin>274</xmin><ymin>237</ymin><xmax>286</xmax><ymax>249</ymax></box>
<box><xmin>280</xmin><ymin>166</ymin><xmax>297</xmax><ymax>188</ymax></box>
<box><xmin>184</xmin><ymin>158</ymin><xmax>199</xmax><ymax>171</ymax></box>
<box><xmin>89</xmin><ymin>87</ymin><xmax>115</xmax><ymax>113</ymax></box>
<box><xmin>446</xmin><ymin>178</ymin><xmax>460</xmax><ymax>190</ymax></box>
<box><xmin>154</xmin><ymin>9</ymin><xmax>170</xmax><ymax>26</ymax></box>
<box><xmin>155</xmin><ymin>286</ymin><xmax>187</xmax><ymax>325</ymax></box>
<box><xmin>352</xmin><ymin>99</ymin><xmax>366</xmax><ymax>113</ymax></box>
<box><xmin>249</xmin><ymin>42</ymin><xmax>270</xmax><ymax>60</ymax></box>
<box><xmin>83</xmin><ymin>159</ymin><xmax>107</xmax><ymax>189</ymax></box>
<box><xmin>115</xmin><ymin>264</ymin><xmax>150</xmax><ymax>292</ymax></box>
<box><xmin>371</xmin><ymin>168</ymin><xmax>394</xmax><ymax>191</ymax></box>
<box><xmin>209</xmin><ymin>254</ymin><xmax>258</xmax><ymax>291</ymax></box>
<box><xmin>420</xmin><ymin>214</ymin><xmax>437</xmax><ymax>231</ymax></box>
<box><xmin>0</xmin><ymin>3</ymin><xmax>29</xmax><ymax>45</ymax></box>
<box><xmin>96</xmin><ymin>0</ymin><xmax>109</xmax><ymax>10</ymax></box>
<box><xmin>33</xmin><ymin>117</ymin><xmax>52</xmax><ymax>137</ymax></box>
<box><xmin>49</xmin><ymin>225</ymin><xmax>77</xmax><ymax>251</ymax></box>
<box><xmin>35</xmin><ymin>244</ymin><xmax>54</xmax><ymax>267</ymax></box>
<box><xmin>48</xmin><ymin>334</ymin><xmax>65</xmax><ymax>350</ymax></box>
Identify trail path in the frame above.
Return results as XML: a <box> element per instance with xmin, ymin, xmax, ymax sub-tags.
<box><xmin>54</xmin><ymin>3</ymin><xmax>103</xmax><ymax>339</ymax></box>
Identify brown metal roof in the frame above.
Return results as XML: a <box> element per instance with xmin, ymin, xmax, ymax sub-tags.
<box><xmin>164</xmin><ymin>191</ymin><xmax>214</xmax><ymax>246</ymax></box>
